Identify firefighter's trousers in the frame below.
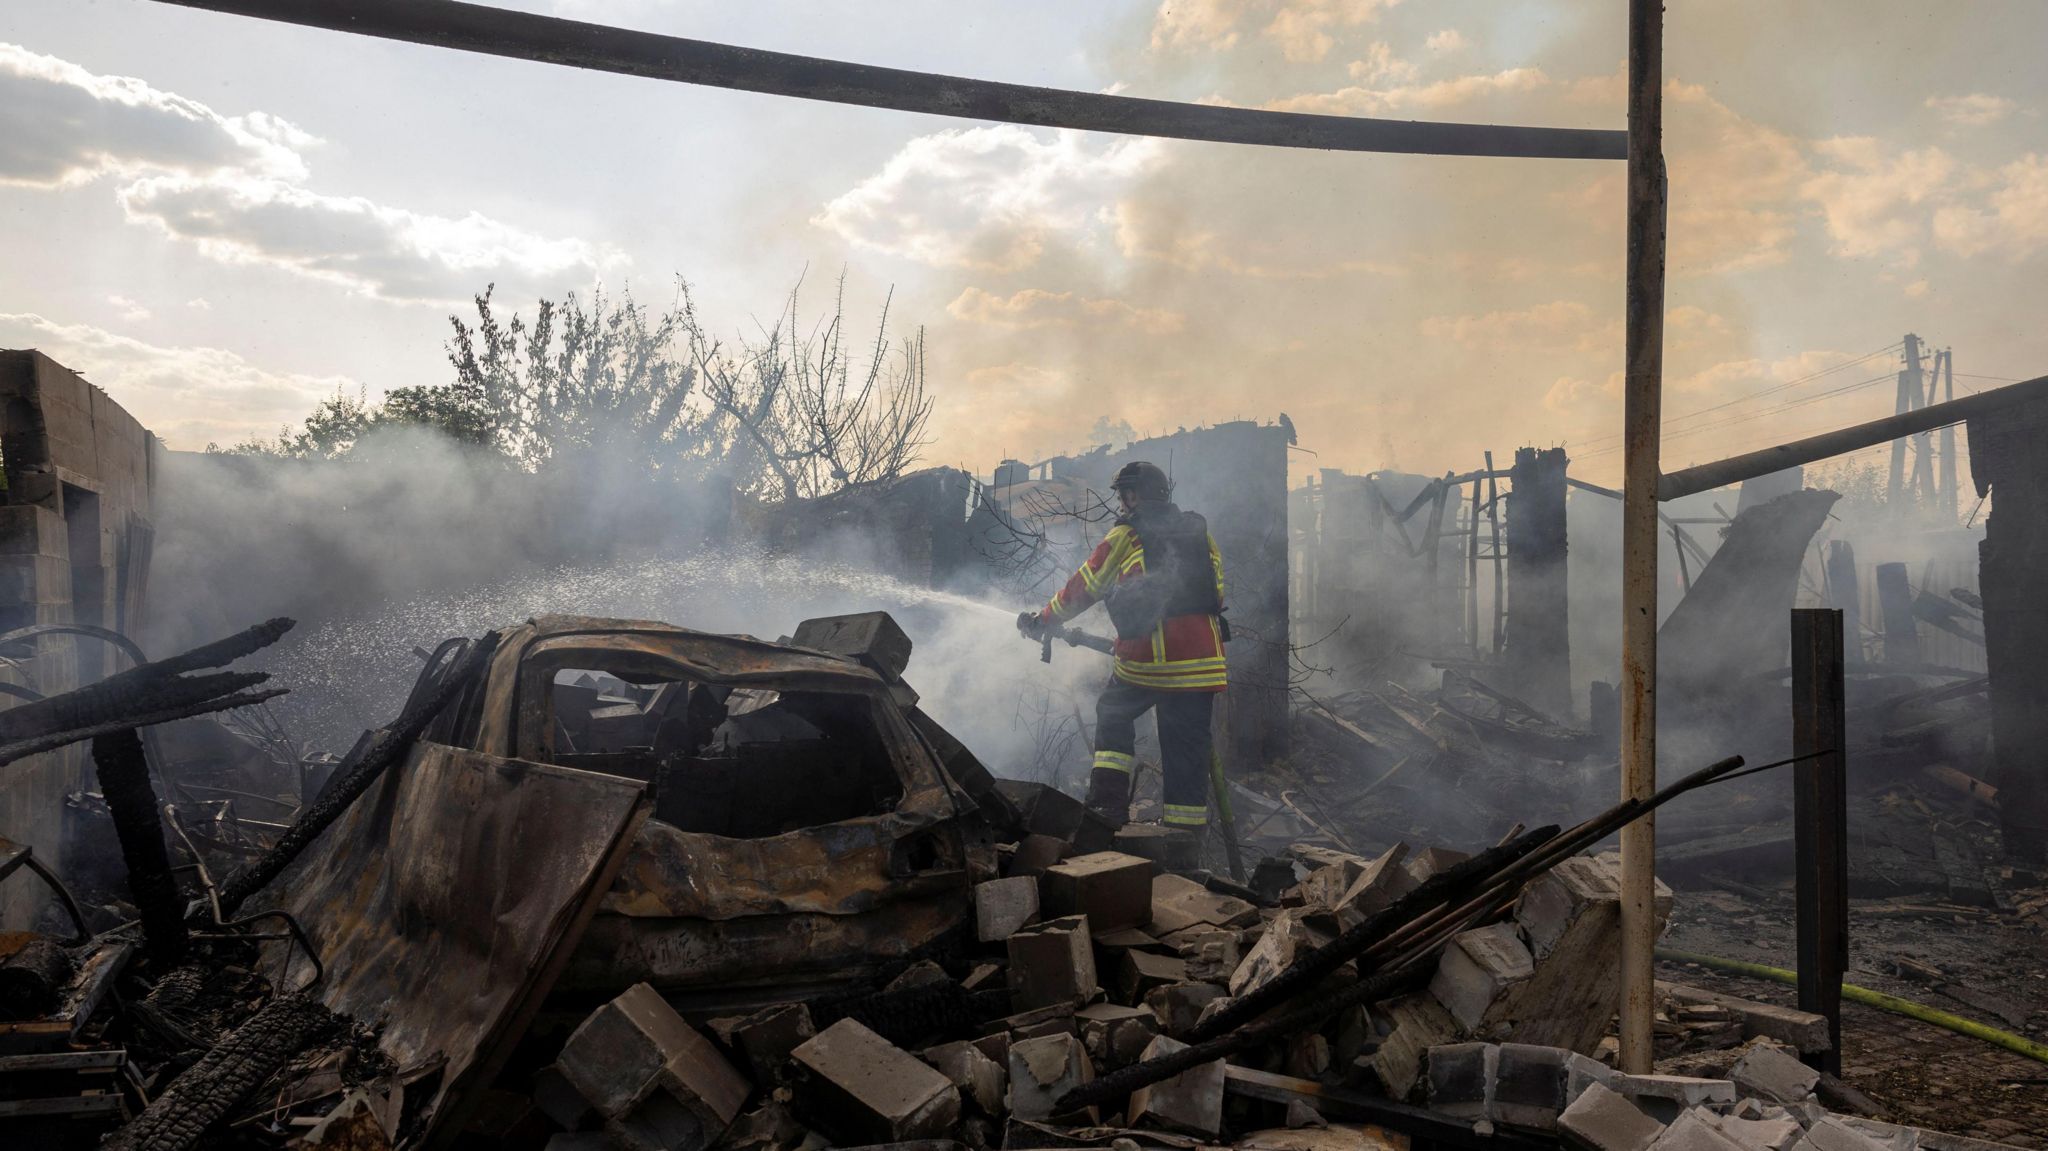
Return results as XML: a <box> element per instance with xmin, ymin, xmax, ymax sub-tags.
<box><xmin>1083</xmin><ymin>676</ymin><xmax>1216</xmax><ymax>829</ymax></box>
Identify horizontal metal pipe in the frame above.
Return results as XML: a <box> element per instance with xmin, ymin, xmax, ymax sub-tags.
<box><xmin>1657</xmin><ymin>373</ymin><xmax>2048</xmax><ymax>501</ymax></box>
<box><xmin>150</xmin><ymin>0</ymin><xmax>1626</xmax><ymax>160</ymax></box>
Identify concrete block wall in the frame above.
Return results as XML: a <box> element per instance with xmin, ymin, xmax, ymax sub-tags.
<box><xmin>0</xmin><ymin>350</ymin><xmax>157</xmax><ymax>929</ymax></box>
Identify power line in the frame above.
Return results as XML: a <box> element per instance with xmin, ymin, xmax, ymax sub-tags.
<box><xmin>1575</xmin><ymin>370</ymin><xmax>1899</xmax><ymax>463</ymax></box>
<box><xmin>1571</xmin><ymin>342</ymin><xmax>1901</xmax><ymax>453</ymax></box>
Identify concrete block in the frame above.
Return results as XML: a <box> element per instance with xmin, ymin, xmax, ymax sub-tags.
<box><xmin>1404</xmin><ymin>846</ymin><xmax>1471</xmax><ymax>887</ymax></box>
<box><xmin>1335</xmin><ymin>843</ymin><xmax>1416</xmax><ymax>923</ymax></box>
<box><xmin>1127</xmin><ymin>1035</ymin><xmax>1225</xmax><ymax>1139</ymax></box>
<box><xmin>1114</xmin><ymin>822</ymin><xmax>1202</xmax><ymax>871</ymax></box>
<box><xmin>1119</xmin><ymin>948</ymin><xmax>1188</xmax><ymax>1003</ymax></box>
<box><xmin>1145</xmin><ymin>981</ymin><xmax>1229</xmax><ymax>1038</ymax></box>
<box><xmin>714</xmin><ymin>1102</ymin><xmax>815</xmax><ymax>1151</ymax></box>
<box><xmin>1495</xmin><ymin>1043</ymin><xmax>1571</xmax><ymax>1130</ymax></box>
<box><xmin>1010</xmin><ymin>833</ymin><xmax>1071</xmax><ymax>876</ymax></box>
<box><xmin>789</xmin><ymin>611</ymin><xmax>912</xmax><ymax>680</ymax></box>
<box><xmin>1006</xmin><ymin>914</ymin><xmax>1098</xmax><ymax>1011</ymax></box>
<box><xmin>1693</xmin><ymin>1106</ymin><xmax>1805</xmax><ymax>1151</ymax></box>
<box><xmin>1650</xmin><ymin>1109</ymin><xmax>1748</xmax><ymax>1151</ymax></box>
<box><xmin>1611</xmin><ymin>1075</ymin><xmax>1737</xmax><ymax>1124</ymax></box>
<box><xmin>1179</xmin><ymin>929</ymin><xmax>1242</xmax><ymax>983</ymax></box>
<box><xmin>997</xmin><ymin>781</ymin><xmax>1088</xmax><ymax>839</ymax></box>
<box><xmin>1371</xmin><ymin>992</ymin><xmax>1461</xmax><ymax>1101</ymax></box>
<box><xmin>1425</xmin><ymin>1042</ymin><xmax>1496</xmax><ymax>1121</ymax></box>
<box><xmin>1076</xmin><ymin>1002</ymin><xmax>1159</xmax><ymax>1069</ymax></box>
<box><xmin>1007</xmin><ymin>1032</ymin><xmax>1095</xmax><ymax>1122</ymax></box>
<box><xmin>1567</xmin><ymin>1051</ymin><xmax>1619</xmax><ymax>1101</ymax></box>
<box><xmin>971</xmin><ymin>1031</ymin><xmax>1009</xmax><ymax>1069</ymax></box>
<box><xmin>922</xmin><ymin>1039</ymin><xmax>1006</xmax><ymax>1116</ymax></box>
<box><xmin>0</xmin><ymin>505</ymin><xmax>67</xmax><ymax>557</ymax></box>
<box><xmin>1150</xmin><ymin>872</ymin><xmax>1260</xmax><ymax>934</ymax></box>
<box><xmin>1830</xmin><ymin>1118</ymin><xmax>1921</xmax><ymax>1151</ymax></box>
<box><xmin>1794</xmin><ymin>1117</ymin><xmax>1893</xmax><ymax>1151</ymax></box>
<box><xmin>1042</xmin><ymin>851</ymin><xmax>1155</xmax><ymax>932</ymax></box>
<box><xmin>1730</xmin><ymin>1044</ymin><xmax>1820</xmax><ymax>1105</ymax></box>
<box><xmin>790</xmin><ymin>1018</ymin><xmax>961</xmax><ymax>1144</ymax></box>
<box><xmin>555</xmin><ymin>983</ymin><xmax>750</xmax><ymax>1146</ymax></box>
<box><xmin>727</xmin><ymin>1003</ymin><xmax>814</xmax><ymax>1085</ymax></box>
<box><xmin>1519</xmin><ymin>856</ymin><xmax>1667</xmax><ymax>961</ymax></box>
<box><xmin>1229</xmin><ymin>908</ymin><xmax>1317</xmax><ymax>998</ymax></box>
<box><xmin>1559</xmin><ymin>1080</ymin><xmax>1667</xmax><ymax>1151</ymax></box>
<box><xmin>976</xmin><ymin>876</ymin><xmax>1040</xmax><ymax>942</ymax></box>
<box><xmin>961</xmin><ymin>962</ymin><xmax>1004</xmax><ymax>992</ymax></box>
<box><xmin>1427</xmin><ymin>922</ymin><xmax>1535</xmax><ymax>1032</ymax></box>
<box><xmin>0</xmin><ymin>554</ymin><xmax>71</xmax><ymax>604</ymax></box>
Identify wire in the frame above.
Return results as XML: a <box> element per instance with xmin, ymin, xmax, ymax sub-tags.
<box><xmin>1572</xmin><ymin>342</ymin><xmax>1900</xmax><ymax>452</ymax></box>
<box><xmin>1574</xmin><ymin>370</ymin><xmax>1899</xmax><ymax>463</ymax></box>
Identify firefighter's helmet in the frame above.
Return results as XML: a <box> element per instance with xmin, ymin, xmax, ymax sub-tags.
<box><xmin>1110</xmin><ymin>460</ymin><xmax>1172</xmax><ymax>501</ymax></box>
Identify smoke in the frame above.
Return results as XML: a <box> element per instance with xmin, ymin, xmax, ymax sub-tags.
<box><xmin>148</xmin><ymin>429</ymin><xmax>1103</xmax><ymax>778</ymax></box>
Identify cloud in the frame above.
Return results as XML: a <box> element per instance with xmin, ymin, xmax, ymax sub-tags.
<box><xmin>1801</xmin><ymin>138</ymin><xmax>1960</xmax><ymax>264</ymax></box>
<box><xmin>1418</xmin><ymin>300</ymin><xmax>1615</xmax><ymax>354</ymax></box>
<box><xmin>947</xmin><ymin>287</ymin><xmax>1184</xmax><ymax>334</ymax></box>
<box><xmin>1112</xmin><ymin>200</ymin><xmax>1402</xmax><ymax>279</ymax></box>
<box><xmin>814</xmin><ymin>126</ymin><xmax>1161</xmax><ymax>271</ymax></box>
<box><xmin>107</xmin><ymin>294</ymin><xmax>151</xmax><ymax>322</ymax></box>
<box><xmin>118</xmin><ymin>174</ymin><xmax>616</xmax><ymax>303</ymax></box>
<box><xmin>1268</xmin><ymin>66</ymin><xmax>1550</xmax><ymax>115</ymax></box>
<box><xmin>1148</xmin><ymin>0</ymin><xmax>1399</xmax><ymax>62</ymax></box>
<box><xmin>186</xmin><ymin>298</ymin><xmax>212</xmax><ymax>310</ymax></box>
<box><xmin>0</xmin><ymin>312</ymin><xmax>359</xmax><ymax>449</ymax></box>
<box><xmin>1925</xmin><ymin>93</ymin><xmax>2017</xmax><ymax>127</ymax></box>
<box><xmin>1931</xmin><ymin>154</ymin><xmax>2048</xmax><ymax>259</ymax></box>
<box><xmin>0</xmin><ymin>42</ymin><xmax>310</xmax><ymax>188</ymax></box>
<box><xmin>1424</xmin><ymin>29</ymin><xmax>1467</xmax><ymax>55</ymax></box>
<box><xmin>0</xmin><ymin>43</ymin><xmax>610</xmax><ymax>304</ymax></box>
<box><xmin>1346</xmin><ymin>42</ymin><xmax>1417</xmax><ymax>85</ymax></box>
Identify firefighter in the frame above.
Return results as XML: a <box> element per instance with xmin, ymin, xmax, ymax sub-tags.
<box><xmin>1018</xmin><ymin>460</ymin><xmax>1227</xmax><ymax>836</ymax></box>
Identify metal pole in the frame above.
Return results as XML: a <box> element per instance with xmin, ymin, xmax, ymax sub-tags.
<box><xmin>1619</xmin><ymin>0</ymin><xmax>1668</xmax><ymax>1076</ymax></box>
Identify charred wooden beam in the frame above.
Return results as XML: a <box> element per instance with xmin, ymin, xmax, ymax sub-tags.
<box><xmin>92</xmin><ymin>728</ymin><xmax>189</xmax><ymax>968</ymax></box>
<box><xmin>103</xmin><ymin>994</ymin><xmax>336</xmax><ymax>1151</ymax></box>
<box><xmin>0</xmin><ymin>938</ymin><xmax>76</xmax><ymax>1021</ymax></box>
<box><xmin>1791</xmin><ymin>609</ymin><xmax>1847</xmax><ymax>1075</ymax></box>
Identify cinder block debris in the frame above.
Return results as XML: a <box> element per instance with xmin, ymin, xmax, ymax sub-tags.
<box><xmin>1425</xmin><ymin>1042</ymin><xmax>1496</xmax><ymax>1121</ymax></box>
<box><xmin>1658</xmin><ymin>983</ymin><xmax>1832</xmax><ymax>1055</ymax></box>
<box><xmin>1372</xmin><ymin>992</ymin><xmax>1461</xmax><ymax>1100</ymax></box>
<box><xmin>1404</xmin><ymin>846</ymin><xmax>1471</xmax><ymax>887</ymax></box>
<box><xmin>1796</xmin><ymin>1116</ymin><xmax>1895</xmax><ymax>1151</ymax></box>
<box><xmin>1150</xmin><ymin>872</ymin><xmax>1261</xmax><ymax>935</ymax></box>
<box><xmin>975</xmin><ymin>876</ymin><xmax>1041</xmax><ymax>942</ymax></box>
<box><xmin>1127</xmin><ymin>1035</ymin><xmax>1225</xmax><ymax>1138</ymax></box>
<box><xmin>1335</xmin><ymin>843</ymin><xmax>1415</xmax><ymax>922</ymax></box>
<box><xmin>1559</xmin><ymin>1080</ymin><xmax>1666</xmax><ymax>1151</ymax></box>
<box><xmin>1076</xmin><ymin>1002</ymin><xmax>1159</xmax><ymax>1068</ymax></box>
<box><xmin>1427</xmin><ymin>921</ymin><xmax>1535</xmax><ymax>1032</ymax></box>
<box><xmin>554</xmin><ymin>983</ymin><xmax>750</xmax><ymax>1151</ymax></box>
<box><xmin>1611</xmin><ymin>1074</ymin><xmax>1737</xmax><ymax>1123</ymax></box>
<box><xmin>1041</xmin><ymin>851</ymin><xmax>1156</xmax><ymax>932</ymax></box>
<box><xmin>1650</xmin><ymin>1108</ymin><xmax>1749</xmax><ymax>1151</ymax></box>
<box><xmin>1145</xmin><ymin>980</ymin><xmax>1230</xmax><ymax>1037</ymax></box>
<box><xmin>1229</xmin><ymin>908</ymin><xmax>1318</xmax><ymax>998</ymax></box>
<box><xmin>1494</xmin><ymin>1042</ymin><xmax>1570</xmax><ymax>1129</ymax></box>
<box><xmin>1179</xmin><ymin>929</ymin><xmax>1243</xmax><ymax>983</ymax></box>
<box><xmin>1119</xmin><ymin>948</ymin><xmax>1189</xmax><ymax>1002</ymax></box>
<box><xmin>1007</xmin><ymin>1032</ymin><xmax>1096</xmax><ymax>1122</ymax></box>
<box><xmin>1730</xmin><ymin>1044</ymin><xmax>1821</xmax><ymax>1105</ymax></box>
<box><xmin>921</xmin><ymin>1039</ymin><xmax>1006</xmax><ymax>1116</ymax></box>
<box><xmin>1010</xmin><ymin>833</ymin><xmax>1071</xmax><ymax>877</ymax></box>
<box><xmin>790</xmin><ymin>1018</ymin><xmax>961</xmax><ymax>1144</ymax></box>
<box><xmin>1114</xmin><ymin>824</ymin><xmax>1202</xmax><ymax>872</ymax></box>
<box><xmin>1692</xmin><ymin>1105</ymin><xmax>1805</xmax><ymax>1151</ymax></box>
<box><xmin>1007</xmin><ymin>914</ymin><xmax>1098</xmax><ymax>1011</ymax></box>
<box><xmin>725</xmin><ymin>1003</ymin><xmax>814</xmax><ymax>1085</ymax></box>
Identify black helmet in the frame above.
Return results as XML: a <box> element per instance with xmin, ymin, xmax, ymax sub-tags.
<box><xmin>1110</xmin><ymin>460</ymin><xmax>1171</xmax><ymax>501</ymax></box>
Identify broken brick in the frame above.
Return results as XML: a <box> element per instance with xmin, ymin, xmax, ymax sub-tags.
<box><xmin>1150</xmin><ymin>872</ymin><xmax>1261</xmax><ymax>935</ymax></box>
<box><xmin>1145</xmin><ymin>981</ymin><xmax>1230</xmax><ymax>1038</ymax></box>
<box><xmin>1559</xmin><ymin>1080</ymin><xmax>1666</xmax><ymax>1151</ymax></box>
<box><xmin>1007</xmin><ymin>1032</ymin><xmax>1096</xmax><ymax>1122</ymax></box>
<box><xmin>1119</xmin><ymin>948</ymin><xmax>1189</xmax><ymax>1003</ymax></box>
<box><xmin>975</xmin><ymin>876</ymin><xmax>1040</xmax><ymax>942</ymax></box>
<box><xmin>1006</xmin><ymin>915</ymin><xmax>1098</xmax><ymax>1011</ymax></box>
<box><xmin>1427</xmin><ymin>921</ymin><xmax>1536</xmax><ymax>1032</ymax></box>
<box><xmin>790</xmin><ymin>1018</ymin><xmax>961</xmax><ymax>1144</ymax></box>
<box><xmin>1126</xmin><ymin>1035</ymin><xmax>1225</xmax><ymax>1138</ymax></box>
<box><xmin>725</xmin><ymin>1003</ymin><xmax>814</xmax><ymax>1086</ymax></box>
<box><xmin>1425</xmin><ymin>1042</ymin><xmax>1496</xmax><ymax>1121</ymax></box>
<box><xmin>1228</xmin><ymin>908</ymin><xmax>1319</xmax><ymax>998</ymax></box>
<box><xmin>554</xmin><ymin>983</ymin><xmax>750</xmax><ymax>1151</ymax></box>
<box><xmin>921</xmin><ymin>1040</ymin><xmax>1006</xmax><ymax>1116</ymax></box>
<box><xmin>1075</xmin><ymin>1002</ymin><xmax>1159</xmax><ymax>1069</ymax></box>
<box><xmin>1040</xmin><ymin>851</ymin><xmax>1156</xmax><ymax>932</ymax></box>
<box><xmin>1729</xmin><ymin>1044</ymin><xmax>1820</xmax><ymax>1105</ymax></box>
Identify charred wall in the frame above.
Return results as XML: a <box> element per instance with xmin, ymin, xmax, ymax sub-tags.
<box><xmin>1505</xmin><ymin>447</ymin><xmax>1571</xmax><ymax>720</ymax></box>
<box><xmin>0</xmin><ymin>349</ymin><xmax>158</xmax><ymax>929</ymax></box>
<box><xmin>1969</xmin><ymin>399</ymin><xmax>2048</xmax><ymax>859</ymax></box>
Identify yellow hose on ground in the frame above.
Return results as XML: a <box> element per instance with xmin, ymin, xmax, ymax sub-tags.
<box><xmin>1656</xmin><ymin>947</ymin><xmax>2048</xmax><ymax>1067</ymax></box>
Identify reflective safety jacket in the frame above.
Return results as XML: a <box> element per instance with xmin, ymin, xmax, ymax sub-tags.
<box><xmin>1039</xmin><ymin>511</ymin><xmax>1227</xmax><ymax>692</ymax></box>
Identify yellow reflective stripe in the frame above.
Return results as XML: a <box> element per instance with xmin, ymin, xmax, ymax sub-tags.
<box><xmin>1115</xmin><ymin>669</ymin><xmax>1228</xmax><ymax>690</ymax></box>
<box><xmin>1092</xmin><ymin>750</ymin><xmax>1135</xmax><ymax>773</ymax></box>
<box><xmin>1163</xmin><ymin>803</ymin><xmax>1210</xmax><ymax>826</ymax></box>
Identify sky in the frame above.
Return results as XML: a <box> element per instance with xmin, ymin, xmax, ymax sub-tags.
<box><xmin>1</xmin><ymin>0</ymin><xmax>2043</xmax><ymax>484</ymax></box>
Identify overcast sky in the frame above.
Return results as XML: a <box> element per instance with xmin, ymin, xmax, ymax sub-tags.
<box><xmin>2</xmin><ymin>0</ymin><xmax>2042</xmax><ymax>483</ymax></box>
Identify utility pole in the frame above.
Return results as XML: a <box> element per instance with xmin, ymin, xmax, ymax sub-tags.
<box><xmin>1906</xmin><ymin>336</ymin><xmax>1936</xmax><ymax>511</ymax></box>
<box><xmin>1890</xmin><ymin>334</ymin><xmax>1922</xmax><ymax>518</ymax></box>
<box><xmin>1618</xmin><ymin>0</ymin><xmax>1668</xmax><ymax>1077</ymax></box>
<box><xmin>1937</xmin><ymin>349</ymin><xmax>1958</xmax><ymax>523</ymax></box>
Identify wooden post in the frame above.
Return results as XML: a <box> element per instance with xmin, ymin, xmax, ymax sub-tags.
<box><xmin>1823</xmin><ymin>540</ymin><xmax>1862</xmax><ymax>660</ymax></box>
<box><xmin>1618</xmin><ymin>0</ymin><xmax>1668</xmax><ymax>1076</ymax></box>
<box><xmin>1671</xmin><ymin>520</ymin><xmax>1691</xmax><ymax>594</ymax></box>
<box><xmin>1791</xmin><ymin>608</ymin><xmax>1848</xmax><ymax>1075</ymax></box>
<box><xmin>1874</xmin><ymin>561</ymin><xmax>1920</xmax><ymax>666</ymax></box>
<box><xmin>1937</xmin><ymin>350</ymin><xmax>1958</xmax><ymax>523</ymax></box>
